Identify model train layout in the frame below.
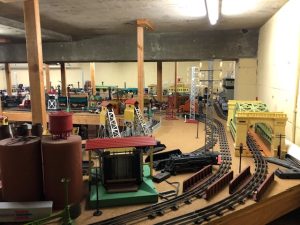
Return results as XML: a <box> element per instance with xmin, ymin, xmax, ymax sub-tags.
<box><xmin>87</xmin><ymin>111</ymin><xmax>274</xmax><ymax>225</ymax></box>
<box><xmin>0</xmin><ymin>70</ymin><xmax>295</xmax><ymax>225</ymax></box>
<box><xmin>0</xmin><ymin>91</ymin><xmax>297</xmax><ymax>225</ymax></box>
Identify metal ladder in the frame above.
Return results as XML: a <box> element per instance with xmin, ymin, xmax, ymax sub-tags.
<box><xmin>134</xmin><ymin>107</ymin><xmax>151</xmax><ymax>136</ymax></box>
<box><xmin>107</xmin><ymin>109</ymin><xmax>121</xmax><ymax>138</ymax></box>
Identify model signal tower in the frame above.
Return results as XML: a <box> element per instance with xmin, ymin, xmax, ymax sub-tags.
<box><xmin>199</xmin><ymin>60</ymin><xmax>220</xmax><ymax>151</ymax></box>
<box><xmin>188</xmin><ymin>66</ymin><xmax>199</xmax><ymax>122</ymax></box>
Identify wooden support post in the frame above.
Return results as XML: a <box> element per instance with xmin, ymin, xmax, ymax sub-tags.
<box><xmin>137</xmin><ymin>19</ymin><xmax>154</xmax><ymax>114</ymax></box>
<box><xmin>60</xmin><ymin>62</ymin><xmax>67</xmax><ymax>96</ymax></box>
<box><xmin>0</xmin><ymin>98</ymin><xmax>2</xmax><ymax>114</ymax></box>
<box><xmin>23</xmin><ymin>0</ymin><xmax>47</xmax><ymax>129</ymax></box>
<box><xmin>137</xmin><ymin>26</ymin><xmax>144</xmax><ymax>113</ymax></box>
<box><xmin>150</xmin><ymin>146</ymin><xmax>154</xmax><ymax>177</ymax></box>
<box><xmin>45</xmin><ymin>64</ymin><xmax>50</xmax><ymax>92</ymax></box>
<box><xmin>90</xmin><ymin>62</ymin><xmax>96</xmax><ymax>95</ymax></box>
<box><xmin>157</xmin><ymin>61</ymin><xmax>162</xmax><ymax>101</ymax></box>
<box><xmin>174</xmin><ymin>62</ymin><xmax>178</xmax><ymax>108</ymax></box>
<box><xmin>4</xmin><ymin>63</ymin><xmax>12</xmax><ymax>96</ymax></box>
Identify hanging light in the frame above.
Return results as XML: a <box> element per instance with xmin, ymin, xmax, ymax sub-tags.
<box><xmin>205</xmin><ymin>0</ymin><xmax>219</xmax><ymax>25</ymax></box>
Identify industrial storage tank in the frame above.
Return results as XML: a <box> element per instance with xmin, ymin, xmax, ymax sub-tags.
<box><xmin>42</xmin><ymin>135</ymin><xmax>83</xmax><ymax>209</ymax></box>
<box><xmin>0</xmin><ymin>137</ymin><xmax>43</xmax><ymax>201</ymax></box>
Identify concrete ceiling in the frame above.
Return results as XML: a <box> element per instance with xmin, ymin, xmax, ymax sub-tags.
<box><xmin>0</xmin><ymin>0</ymin><xmax>288</xmax><ymax>42</ymax></box>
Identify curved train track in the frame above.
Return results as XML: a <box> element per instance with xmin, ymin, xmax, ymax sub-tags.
<box><xmin>90</xmin><ymin>118</ymin><xmax>231</xmax><ymax>225</ymax></box>
<box><xmin>214</xmin><ymin>102</ymin><xmax>228</xmax><ymax>121</ymax></box>
<box><xmin>155</xmin><ymin>133</ymin><xmax>268</xmax><ymax>225</ymax></box>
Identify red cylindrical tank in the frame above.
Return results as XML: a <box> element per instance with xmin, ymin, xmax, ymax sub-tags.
<box><xmin>42</xmin><ymin>135</ymin><xmax>83</xmax><ymax>209</ymax></box>
<box><xmin>49</xmin><ymin>111</ymin><xmax>73</xmax><ymax>139</ymax></box>
<box><xmin>0</xmin><ymin>137</ymin><xmax>43</xmax><ymax>201</ymax></box>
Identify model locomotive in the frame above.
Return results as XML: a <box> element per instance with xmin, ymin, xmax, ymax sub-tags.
<box><xmin>163</xmin><ymin>151</ymin><xmax>220</xmax><ymax>175</ymax></box>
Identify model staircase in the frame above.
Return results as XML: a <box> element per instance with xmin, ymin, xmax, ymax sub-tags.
<box><xmin>107</xmin><ymin>109</ymin><xmax>121</xmax><ymax>138</ymax></box>
<box><xmin>134</xmin><ymin>107</ymin><xmax>151</xmax><ymax>136</ymax></box>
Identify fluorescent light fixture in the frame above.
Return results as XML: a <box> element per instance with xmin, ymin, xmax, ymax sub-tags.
<box><xmin>222</xmin><ymin>0</ymin><xmax>259</xmax><ymax>16</ymax></box>
<box><xmin>176</xmin><ymin>0</ymin><xmax>206</xmax><ymax>17</ymax></box>
<box><xmin>205</xmin><ymin>0</ymin><xmax>219</xmax><ymax>25</ymax></box>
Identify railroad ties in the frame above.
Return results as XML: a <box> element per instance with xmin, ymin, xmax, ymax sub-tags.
<box><xmin>155</xmin><ymin>132</ymin><xmax>269</xmax><ymax>225</ymax></box>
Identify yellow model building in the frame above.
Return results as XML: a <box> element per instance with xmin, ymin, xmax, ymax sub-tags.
<box><xmin>227</xmin><ymin>100</ymin><xmax>287</xmax><ymax>158</ymax></box>
<box><xmin>168</xmin><ymin>82</ymin><xmax>189</xmax><ymax>94</ymax></box>
<box><xmin>124</xmin><ymin>99</ymin><xmax>138</xmax><ymax>123</ymax></box>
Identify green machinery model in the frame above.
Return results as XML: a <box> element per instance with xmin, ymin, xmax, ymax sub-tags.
<box><xmin>255</xmin><ymin>123</ymin><xmax>272</xmax><ymax>145</ymax></box>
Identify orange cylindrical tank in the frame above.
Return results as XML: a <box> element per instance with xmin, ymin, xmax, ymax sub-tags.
<box><xmin>42</xmin><ymin>135</ymin><xmax>82</xmax><ymax>209</ymax></box>
<box><xmin>0</xmin><ymin>137</ymin><xmax>43</xmax><ymax>201</ymax></box>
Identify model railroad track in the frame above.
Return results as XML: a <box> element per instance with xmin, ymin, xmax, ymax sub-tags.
<box><xmin>213</xmin><ymin>102</ymin><xmax>228</xmax><ymax>121</ymax></box>
<box><xmin>193</xmin><ymin>117</ymin><xmax>218</xmax><ymax>153</ymax></box>
<box><xmin>155</xmin><ymin>133</ymin><xmax>268</xmax><ymax>225</ymax></box>
<box><xmin>90</xmin><ymin>118</ymin><xmax>231</xmax><ymax>225</ymax></box>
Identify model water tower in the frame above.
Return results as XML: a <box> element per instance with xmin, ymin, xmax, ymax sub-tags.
<box><xmin>42</xmin><ymin>111</ymin><xmax>83</xmax><ymax>209</ymax></box>
<box><xmin>49</xmin><ymin>111</ymin><xmax>73</xmax><ymax>139</ymax></box>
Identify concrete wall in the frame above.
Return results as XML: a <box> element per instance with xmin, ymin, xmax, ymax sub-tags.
<box><xmin>0</xmin><ymin>68</ymin><xmax>6</xmax><ymax>89</ymax></box>
<box><xmin>0</xmin><ymin>62</ymin><xmax>173</xmax><ymax>90</ymax></box>
<box><xmin>0</xmin><ymin>63</ymin><xmax>90</xmax><ymax>90</ymax></box>
<box><xmin>94</xmin><ymin>62</ymin><xmax>156</xmax><ymax>88</ymax></box>
<box><xmin>234</xmin><ymin>58</ymin><xmax>257</xmax><ymax>100</ymax></box>
<box><xmin>257</xmin><ymin>0</ymin><xmax>300</xmax><ymax>143</ymax></box>
<box><xmin>0</xmin><ymin>64</ymin><xmax>30</xmax><ymax>90</ymax></box>
<box><xmin>0</xmin><ymin>60</ymin><xmax>236</xmax><ymax>91</ymax></box>
<box><xmin>0</xmin><ymin>30</ymin><xmax>258</xmax><ymax>63</ymax></box>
